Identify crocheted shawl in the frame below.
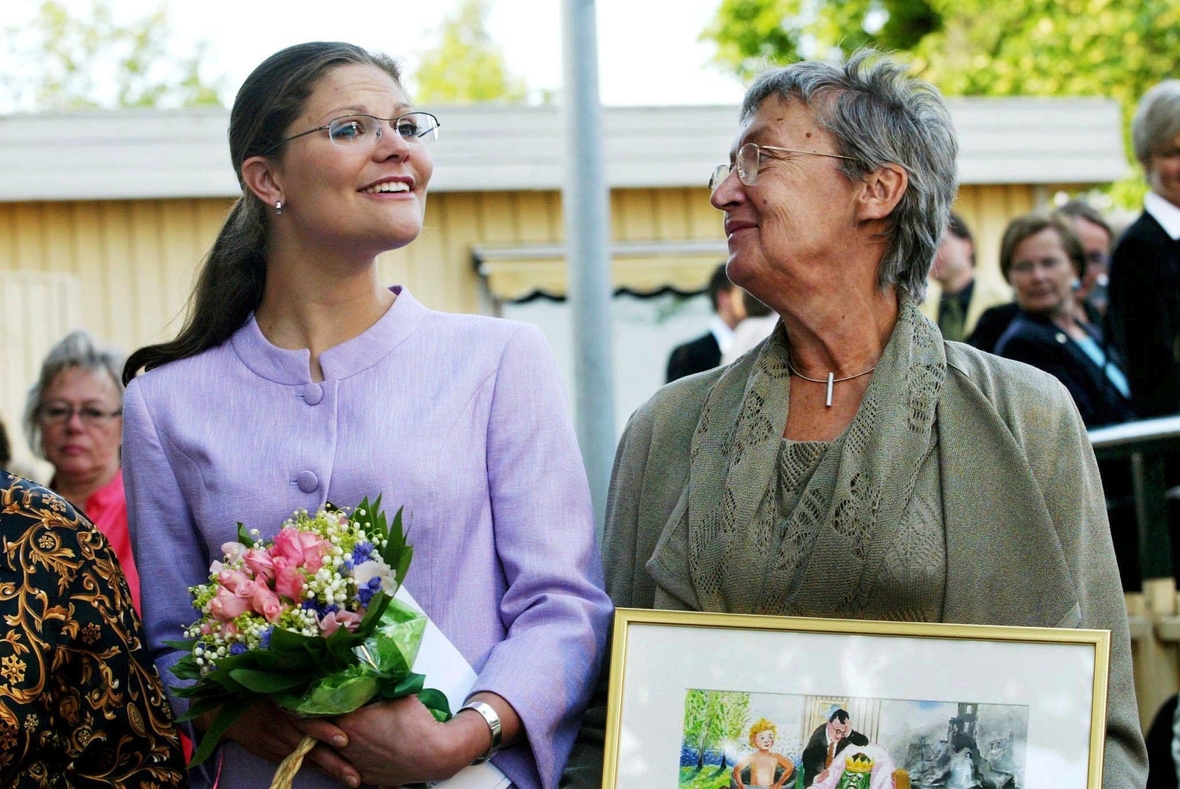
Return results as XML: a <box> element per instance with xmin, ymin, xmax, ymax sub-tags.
<box><xmin>647</xmin><ymin>299</ymin><xmax>947</xmax><ymax>615</ymax></box>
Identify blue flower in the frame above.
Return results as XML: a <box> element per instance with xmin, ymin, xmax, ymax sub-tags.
<box><xmin>260</xmin><ymin>627</ymin><xmax>273</xmax><ymax>648</ymax></box>
<box><xmin>230</xmin><ymin>642</ymin><xmax>248</xmax><ymax>655</ymax></box>
<box><xmin>352</xmin><ymin>542</ymin><xmax>374</xmax><ymax>565</ymax></box>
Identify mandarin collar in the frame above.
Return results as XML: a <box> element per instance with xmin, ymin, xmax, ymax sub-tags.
<box><xmin>231</xmin><ymin>286</ymin><xmax>427</xmax><ymax>385</ymax></box>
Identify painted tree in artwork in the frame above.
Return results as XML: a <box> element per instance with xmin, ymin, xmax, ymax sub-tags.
<box><xmin>683</xmin><ymin>690</ymin><xmax>752</xmax><ymax>772</ymax></box>
<box><xmin>716</xmin><ymin>692</ymin><xmax>752</xmax><ymax>771</ymax></box>
<box><xmin>683</xmin><ymin>690</ymin><xmax>716</xmax><ymax>772</ymax></box>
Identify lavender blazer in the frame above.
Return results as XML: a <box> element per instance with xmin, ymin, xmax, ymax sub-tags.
<box><xmin>122</xmin><ymin>288</ymin><xmax>613</xmax><ymax>789</ymax></box>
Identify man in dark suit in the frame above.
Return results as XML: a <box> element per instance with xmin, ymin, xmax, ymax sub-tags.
<box><xmin>1106</xmin><ymin>80</ymin><xmax>1180</xmax><ymax>585</ymax></box>
<box><xmin>923</xmin><ymin>213</ymin><xmax>1010</xmax><ymax>343</ymax></box>
<box><xmin>1107</xmin><ymin>79</ymin><xmax>1180</xmax><ymax>418</ymax></box>
<box><xmin>665</xmin><ymin>264</ymin><xmax>745</xmax><ymax>382</ymax></box>
<box><xmin>800</xmin><ymin>709</ymin><xmax>868</xmax><ymax>787</ymax></box>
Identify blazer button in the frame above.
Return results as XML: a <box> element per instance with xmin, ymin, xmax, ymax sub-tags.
<box><xmin>303</xmin><ymin>383</ymin><xmax>323</xmax><ymax>406</ymax></box>
<box><xmin>296</xmin><ymin>471</ymin><xmax>319</xmax><ymax>493</ymax></box>
<box><xmin>1055</xmin><ymin>332</ymin><xmax>1067</xmax><ymax>344</ymax></box>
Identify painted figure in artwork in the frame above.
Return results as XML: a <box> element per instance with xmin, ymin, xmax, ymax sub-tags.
<box><xmin>810</xmin><ymin>744</ymin><xmax>899</xmax><ymax>789</ymax></box>
<box><xmin>732</xmin><ymin>718</ymin><xmax>797</xmax><ymax>789</ymax></box>
<box><xmin>803</xmin><ymin>709</ymin><xmax>870</xmax><ymax>786</ymax></box>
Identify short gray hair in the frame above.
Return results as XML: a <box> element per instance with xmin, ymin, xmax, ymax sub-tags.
<box><xmin>1132</xmin><ymin>80</ymin><xmax>1180</xmax><ymax>167</ymax></box>
<box><xmin>23</xmin><ymin>330</ymin><xmax>125</xmax><ymax>459</ymax></box>
<box><xmin>740</xmin><ymin>49</ymin><xmax>959</xmax><ymax>303</ymax></box>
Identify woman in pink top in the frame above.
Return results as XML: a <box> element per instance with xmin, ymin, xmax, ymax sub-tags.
<box><xmin>24</xmin><ymin>330</ymin><xmax>140</xmax><ymax>613</ymax></box>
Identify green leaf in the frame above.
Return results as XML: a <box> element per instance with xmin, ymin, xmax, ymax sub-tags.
<box><xmin>188</xmin><ymin>696</ymin><xmax>255</xmax><ymax>767</ymax></box>
<box><xmin>235</xmin><ymin>521</ymin><xmax>257</xmax><ymax>548</ymax></box>
<box><xmin>380</xmin><ymin>671</ymin><xmax>426</xmax><ymax>698</ymax></box>
<box><xmin>247</xmin><ymin>646</ymin><xmax>315</xmax><ymax>673</ymax></box>
<box><xmin>175</xmin><ymin>695</ymin><xmax>233</xmax><ymax>723</ymax></box>
<box><xmin>417</xmin><ymin>688</ymin><xmax>453</xmax><ymax>721</ymax></box>
<box><xmin>226</xmin><ymin>668</ymin><xmax>310</xmax><ymax>694</ymax></box>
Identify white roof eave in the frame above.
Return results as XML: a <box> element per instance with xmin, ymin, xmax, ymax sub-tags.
<box><xmin>0</xmin><ymin>99</ymin><xmax>1127</xmax><ymax>202</ymax></box>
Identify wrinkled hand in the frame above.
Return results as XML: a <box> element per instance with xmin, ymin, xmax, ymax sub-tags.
<box><xmin>205</xmin><ymin>700</ymin><xmax>360</xmax><ymax>787</ymax></box>
<box><xmin>332</xmin><ymin>696</ymin><xmax>490</xmax><ymax>787</ymax></box>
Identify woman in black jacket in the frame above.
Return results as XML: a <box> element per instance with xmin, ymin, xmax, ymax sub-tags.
<box><xmin>995</xmin><ymin>212</ymin><xmax>1140</xmax><ymax>591</ymax></box>
<box><xmin>995</xmin><ymin>213</ymin><xmax>1134</xmax><ymax>428</ymax></box>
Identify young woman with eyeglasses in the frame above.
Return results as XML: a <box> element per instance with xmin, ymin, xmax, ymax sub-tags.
<box><xmin>121</xmin><ymin>42</ymin><xmax>611</xmax><ymax>789</ymax></box>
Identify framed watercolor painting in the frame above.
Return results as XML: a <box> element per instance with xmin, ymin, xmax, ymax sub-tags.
<box><xmin>601</xmin><ymin>608</ymin><xmax>1110</xmax><ymax>789</ymax></box>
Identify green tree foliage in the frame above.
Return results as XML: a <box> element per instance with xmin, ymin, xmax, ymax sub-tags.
<box><xmin>705</xmin><ymin>0</ymin><xmax>1180</xmax><ymax>103</ymax></box>
<box><xmin>2</xmin><ymin>0</ymin><xmax>222</xmax><ymax>111</ymax></box>
<box><xmin>413</xmin><ymin>0</ymin><xmax>528</xmax><ymax>105</ymax></box>
<box><xmin>682</xmin><ymin>690</ymin><xmax>751</xmax><ymax>771</ymax></box>
<box><xmin>702</xmin><ymin>0</ymin><xmax>1180</xmax><ymax>200</ymax></box>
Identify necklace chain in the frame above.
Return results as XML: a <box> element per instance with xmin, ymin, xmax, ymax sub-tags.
<box><xmin>787</xmin><ymin>360</ymin><xmax>878</xmax><ymax>407</ymax></box>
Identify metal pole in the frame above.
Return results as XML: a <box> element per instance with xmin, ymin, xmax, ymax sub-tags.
<box><xmin>561</xmin><ymin>0</ymin><xmax>615</xmax><ymax>537</ymax></box>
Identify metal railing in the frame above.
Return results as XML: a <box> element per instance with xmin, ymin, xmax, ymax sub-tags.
<box><xmin>1089</xmin><ymin>415</ymin><xmax>1180</xmax><ymax>728</ymax></box>
<box><xmin>1090</xmin><ymin>415</ymin><xmax>1180</xmax><ymax>581</ymax></box>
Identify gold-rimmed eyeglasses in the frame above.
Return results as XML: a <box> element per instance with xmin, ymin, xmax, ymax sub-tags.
<box><xmin>38</xmin><ymin>403</ymin><xmax>123</xmax><ymax>426</ymax></box>
<box><xmin>709</xmin><ymin>142</ymin><xmax>855</xmax><ymax>192</ymax></box>
<box><xmin>263</xmin><ymin>112</ymin><xmax>440</xmax><ymax>155</ymax></box>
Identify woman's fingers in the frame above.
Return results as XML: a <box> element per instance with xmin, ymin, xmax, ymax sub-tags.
<box><xmin>292</xmin><ymin>714</ymin><xmax>351</xmax><ymax>750</ymax></box>
<box><xmin>304</xmin><ymin>742</ymin><xmax>363</xmax><ymax>788</ymax></box>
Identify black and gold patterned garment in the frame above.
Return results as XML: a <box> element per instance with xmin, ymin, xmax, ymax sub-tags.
<box><xmin>0</xmin><ymin>471</ymin><xmax>186</xmax><ymax>788</ymax></box>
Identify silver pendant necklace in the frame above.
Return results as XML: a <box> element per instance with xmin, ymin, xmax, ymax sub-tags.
<box><xmin>787</xmin><ymin>361</ymin><xmax>878</xmax><ymax>407</ymax></box>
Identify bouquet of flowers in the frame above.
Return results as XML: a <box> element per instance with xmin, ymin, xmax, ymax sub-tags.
<box><xmin>168</xmin><ymin>497</ymin><xmax>450</xmax><ymax>785</ymax></box>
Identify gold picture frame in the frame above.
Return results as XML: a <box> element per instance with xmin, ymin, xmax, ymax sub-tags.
<box><xmin>602</xmin><ymin>608</ymin><xmax>1111</xmax><ymax>788</ymax></box>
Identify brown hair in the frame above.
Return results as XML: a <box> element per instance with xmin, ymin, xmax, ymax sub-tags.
<box><xmin>123</xmin><ymin>42</ymin><xmax>402</xmax><ymax>384</ymax></box>
<box><xmin>998</xmin><ymin>213</ymin><xmax>1086</xmax><ymax>283</ymax></box>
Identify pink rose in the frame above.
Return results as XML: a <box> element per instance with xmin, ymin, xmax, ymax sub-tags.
<box><xmin>272</xmin><ymin>556</ymin><xmax>305</xmax><ymax>600</ymax></box>
<box><xmin>222</xmin><ymin>620</ymin><xmax>238</xmax><ymax>638</ymax></box>
<box><xmin>243</xmin><ymin>548</ymin><xmax>275</xmax><ymax>581</ymax></box>
<box><xmin>252</xmin><ymin>585</ymin><xmax>284</xmax><ymax>622</ymax></box>
<box><xmin>272</xmin><ymin>528</ymin><xmax>330</xmax><ymax>570</ymax></box>
<box><xmin>217</xmin><ymin>569</ymin><xmax>252</xmax><ymax>594</ymax></box>
<box><xmin>302</xmin><ymin>540</ymin><xmax>330</xmax><ymax>573</ymax></box>
<box><xmin>234</xmin><ymin>579</ymin><xmax>258</xmax><ymax>600</ymax></box>
<box><xmin>199</xmin><ymin>623</ymin><xmax>213</xmax><ymax>636</ymax></box>
<box><xmin>209</xmin><ymin>587</ymin><xmax>251</xmax><ymax>621</ymax></box>
<box><xmin>318</xmin><ymin>609</ymin><xmax>363</xmax><ymax>636</ymax></box>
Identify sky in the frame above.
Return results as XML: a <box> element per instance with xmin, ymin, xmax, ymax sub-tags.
<box><xmin>5</xmin><ymin>0</ymin><xmax>750</xmax><ymax>108</ymax></box>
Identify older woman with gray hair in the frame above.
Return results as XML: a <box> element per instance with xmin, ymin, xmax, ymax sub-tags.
<box><xmin>571</xmin><ymin>50</ymin><xmax>1145</xmax><ymax>786</ymax></box>
<box><xmin>24</xmin><ymin>329</ymin><xmax>139</xmax><ymax>612</ymax></box>
<box><xmin>1107</xmin><ymin>79</ymin><xmax>1180</xmax><ymax>419</ymax></box>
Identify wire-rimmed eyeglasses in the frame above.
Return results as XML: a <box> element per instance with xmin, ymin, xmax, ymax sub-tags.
<box><xmin>38</xmin><ymin>403</ymin><xmax>123</xmax><ymax>426</ymax></box>
<box><xmin>263</xmin><ymin>112</ymin><xmax>441</xmax><ymax>155</ymax></box>
<box><xmin>709</xmin><ymin>142</ymin><xmax>855</xmax><ymax>192</ymax></box>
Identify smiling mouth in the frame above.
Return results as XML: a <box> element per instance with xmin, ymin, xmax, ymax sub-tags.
<box><xmin>361</xmin><ymin>182</ymin><xmax>410</xmax><ymax>194</ymax></box>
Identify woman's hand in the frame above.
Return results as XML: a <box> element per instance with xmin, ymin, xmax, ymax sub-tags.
<box><xmin>332</xmin><ymin>695</ymin><xmax>500</xmax><ymax>787</ymax></box>
<box><xmin>199</xmin><ymin>700</ymin><xmax>362</xmax><ymax>787</ymax></box>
